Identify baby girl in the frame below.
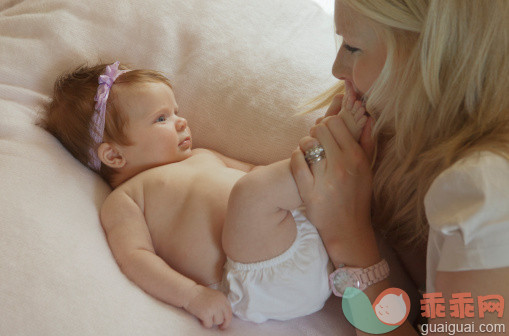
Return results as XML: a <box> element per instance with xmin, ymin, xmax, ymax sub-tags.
<box><xmin>43</xmin><ymin>62</ymin><xmax>367</xmax><ymax>329</ymax></box>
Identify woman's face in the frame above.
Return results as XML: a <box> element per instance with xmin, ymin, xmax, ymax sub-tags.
<box><xmin>332</xmin><ymin>0</ymin><xmax>387</xmax><ymax>98</ymax></box>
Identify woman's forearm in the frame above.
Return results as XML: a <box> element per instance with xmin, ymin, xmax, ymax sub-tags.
<box><xmin>323</xmin><ymin>224</ymin><xmax>420</xmax><ymax>335</ymax></box>
<box><xmin>319</xmin><ymin>217</ymin><xmax>381</xmax><ymax>268</ymax></box>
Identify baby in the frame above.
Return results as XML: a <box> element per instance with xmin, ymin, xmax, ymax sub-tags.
<box><xmin>43</xmin><ymin>62</ymin><xmax>367</xmax><ymax>329</ymax></box>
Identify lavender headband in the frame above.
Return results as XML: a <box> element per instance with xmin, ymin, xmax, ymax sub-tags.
<box><xmin>88</xmin><ymin>61</ymin><xmax>130</xmax><ymax>171</ymax></box>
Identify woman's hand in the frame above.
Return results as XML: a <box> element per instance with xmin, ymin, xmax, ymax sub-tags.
<box><xmin>314</xmin><ymin>93</ymin><xmax>344</xmax><ymax>125</ymax></box>
<box><xmin>290</xmin><ymin>86</ymin><xmax>378</xmax><ymax>267</ymax></box>
<box><xmin>314</xmin><ymin>81</ymin><xmax>356</xmax><ymax>124</ymax></box>
<box><xmin>293</xmin><ymin>116</ymin><xmax>374</xmax><ymax>230</ymax></box>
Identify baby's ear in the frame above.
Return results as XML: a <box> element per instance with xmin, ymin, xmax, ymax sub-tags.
<box><xmin>97</xmin><ymin>142</ymin><xmax>126</xmax><ymax>169</ymax></box>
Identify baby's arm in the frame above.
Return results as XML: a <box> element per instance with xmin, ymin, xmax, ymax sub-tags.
<box><xmin>100</xmin><ymin>191</ymin><xmax>232</xmax><ymax>329</ymax></box>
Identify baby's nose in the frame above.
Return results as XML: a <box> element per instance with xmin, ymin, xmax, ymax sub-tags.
<box><xmin>175</xmin><ymin>117</ymin><xmax>187</xmax><ymax>131</ymax></box>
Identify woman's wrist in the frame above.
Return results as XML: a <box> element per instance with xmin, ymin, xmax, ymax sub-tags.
<box><xmin>321</xmin><ymin>222</ymin><xmax>381</xmax><ymax>268</ymax></box>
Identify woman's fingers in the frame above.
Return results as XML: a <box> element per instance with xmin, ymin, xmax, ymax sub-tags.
<box><xmin>298</xmin><ymin>135</ymin><xmax>320</xmax><ymax>151</ymax></box>
<box><xmin>315</xmin><ymin>94</ymin><xmax>343</xmax><ymax>125</ymax></box>
<box><xmin>290</xmin><ymin>149</ymin><xmax>314</xmax><ymax>201</ymax></box>
<box><xmin>312</xmin><ymin>119</ymin><xmax>344</xmax><ymax>162</ymax></box>
<box><xmin>323</xmin><ymin>116</ymin><xmax>358</xmax><ymax>151</ymax></box>
<box><xmin>324</xmin><ymin>94</ymin><xmax>344</xmax><ymax>118</ymax></box>
<box><xmin>313</xmin><ymin>115</ymin><xmax>371</xmax><ymax>177</ymax></box>
<box><xmin>321</xmin><ymin>115</ymin><xmax>374</xmax><ymax>178</ymax></box>
<box><xmin>297</xmin><ymin>135</ymin><xmax>327</xmax><ymax>178</ymax></box>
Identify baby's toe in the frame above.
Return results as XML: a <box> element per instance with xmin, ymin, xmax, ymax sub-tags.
<box><xmin>353</xmin><ymin>103</ymin><xmax>365</xmax><ymax>122</ymax></box>
<box><xmin>358</xmin><ymin>115</ymin><xmax>368</xmax><ymax>128</ymax></box>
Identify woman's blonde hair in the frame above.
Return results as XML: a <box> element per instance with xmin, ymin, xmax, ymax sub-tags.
<box><xmin>318</xmin><ymin>0</ymin><xmax>509</xmax><ymax>248</ymax></box>
<box><xmin>41</xmin><ymin>63</ymin><xmax>173</xmax><ymax>185</ymax></box>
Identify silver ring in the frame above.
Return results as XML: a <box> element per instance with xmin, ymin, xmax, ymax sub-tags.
<box><xmin>304</xmin><ymin>144</ymin><xmax>325</xmax><ymax>165</ymax></box>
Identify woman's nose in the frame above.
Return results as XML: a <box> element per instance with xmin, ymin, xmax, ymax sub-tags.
<box><xmin>175</xmin><ymin>117</ymin><xmax>187</xmax><ymax>131</ymax></box>
<box><xmin>332</xmin><ymin>54</ymin><xmax>349</xmax><ymax>81</ymax></box>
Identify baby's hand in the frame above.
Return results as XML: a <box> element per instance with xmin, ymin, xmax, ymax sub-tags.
<box><xmin>184</xmin><ymin>285</ymin><xmax>232</xmax><ymax>330</ymax></box>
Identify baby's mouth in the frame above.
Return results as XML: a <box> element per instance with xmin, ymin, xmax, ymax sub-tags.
<box><xmin>178</xmin><ymin>136</ymin><xmax>191</xmax><ymax>148</ymax></box>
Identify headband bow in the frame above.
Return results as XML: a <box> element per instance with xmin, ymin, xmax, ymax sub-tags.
<box><xmin>88</xmin><ymin>61</ymin><xmax>130</xmax><ymax>171</ymax></box>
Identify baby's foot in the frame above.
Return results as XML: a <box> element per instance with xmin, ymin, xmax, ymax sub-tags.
<box><xmin>338</xmin><ymin>84</ymin><xmax>367</xmax><ymax>141</ymax></box>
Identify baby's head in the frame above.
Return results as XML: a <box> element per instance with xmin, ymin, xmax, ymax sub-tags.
<box><xmin>43</xmin><ymin>62</ymin><xmax>192</xmax><ymax>187</ymax></box>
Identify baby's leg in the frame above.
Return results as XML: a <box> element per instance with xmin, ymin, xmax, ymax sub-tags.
<box><xmin>222</xmin><ymin>159</ymin><xmax>301</xmax><ymax>263</ymax></box>
<box><xmin>338</xmin><ymin>84</ymin><xmax>368</xmax><ymax>141</ymax></box>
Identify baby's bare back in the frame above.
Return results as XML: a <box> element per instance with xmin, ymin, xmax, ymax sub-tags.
<box><xmin>118</xmin><ymin>149</ymin><xmax>246</xmax><ymax>286</ymax></box>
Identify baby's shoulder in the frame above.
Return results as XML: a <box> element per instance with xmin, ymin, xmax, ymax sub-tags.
<box><xmin>104</xmin><ymin>179</ymin><xmax>145</xmax><ymax>212</ymax></box>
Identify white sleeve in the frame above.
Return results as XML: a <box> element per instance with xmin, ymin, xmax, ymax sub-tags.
<box><xmin>424</xmin><ymin>152</ymin><xmax>509</xmax><ymax>271</ymax></box>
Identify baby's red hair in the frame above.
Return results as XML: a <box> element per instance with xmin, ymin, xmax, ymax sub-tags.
<box><xmin>41</xmin><ymin>63</ymin><xmax>173</xmax><ymax>185</ymax></box>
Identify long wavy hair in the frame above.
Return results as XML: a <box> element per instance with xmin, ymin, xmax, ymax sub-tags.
<box><xmin>314</xmin><ymin>0</ymin><xmax>509</xmax><ymax>248</ymax></box>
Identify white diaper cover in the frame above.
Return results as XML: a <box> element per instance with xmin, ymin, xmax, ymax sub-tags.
<box><xmin>222</xmin><ymin>208</ymin><xmax>332</xmax><ymax>323</ymax></box>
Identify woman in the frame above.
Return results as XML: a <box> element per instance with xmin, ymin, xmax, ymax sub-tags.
<box><xmin>291</xmin><ymin>0</ymin><xmax>509</xmax><ymax>335</ymax></box>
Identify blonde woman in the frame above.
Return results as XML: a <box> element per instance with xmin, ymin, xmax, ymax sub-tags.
<box><xmin>291</xmin><ymin>0</ymin><xmax>509</xmax><ymax>335</ymax></box>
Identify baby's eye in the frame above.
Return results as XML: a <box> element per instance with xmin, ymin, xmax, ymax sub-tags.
<box><xmin>156</xmin><ymin>115</ymin><xmax>167</xmax><ymax>123</ymax></box>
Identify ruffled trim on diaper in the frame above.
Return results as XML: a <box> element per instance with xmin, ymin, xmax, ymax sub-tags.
<box><xmin>226</xmin><ymin>209</ymin><xmax>315</xmax><ymax>271</ymax></box>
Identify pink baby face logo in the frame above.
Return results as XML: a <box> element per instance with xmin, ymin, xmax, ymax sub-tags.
<box><xmin>373</xmin><ymin>288</ymin><xmax>411</xmax><ymax>326</ymax></box>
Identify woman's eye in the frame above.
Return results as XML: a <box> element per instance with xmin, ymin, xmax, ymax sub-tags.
<box><xmin>344</xmin><ymin>44</ymin><xmax>360</xmax><ymax>54</ymax></box>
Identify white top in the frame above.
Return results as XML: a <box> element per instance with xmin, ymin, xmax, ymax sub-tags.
<box><xmin>425</xmin><ymin>151</ymin><xmax>509</xmax><ymax>292</ymax></box>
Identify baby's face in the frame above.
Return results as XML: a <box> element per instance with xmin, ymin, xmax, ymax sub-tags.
<box><xmin>115</xmin><ymin>82</ymin><xmax>192</xmax><ymax>169</ymax></box>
